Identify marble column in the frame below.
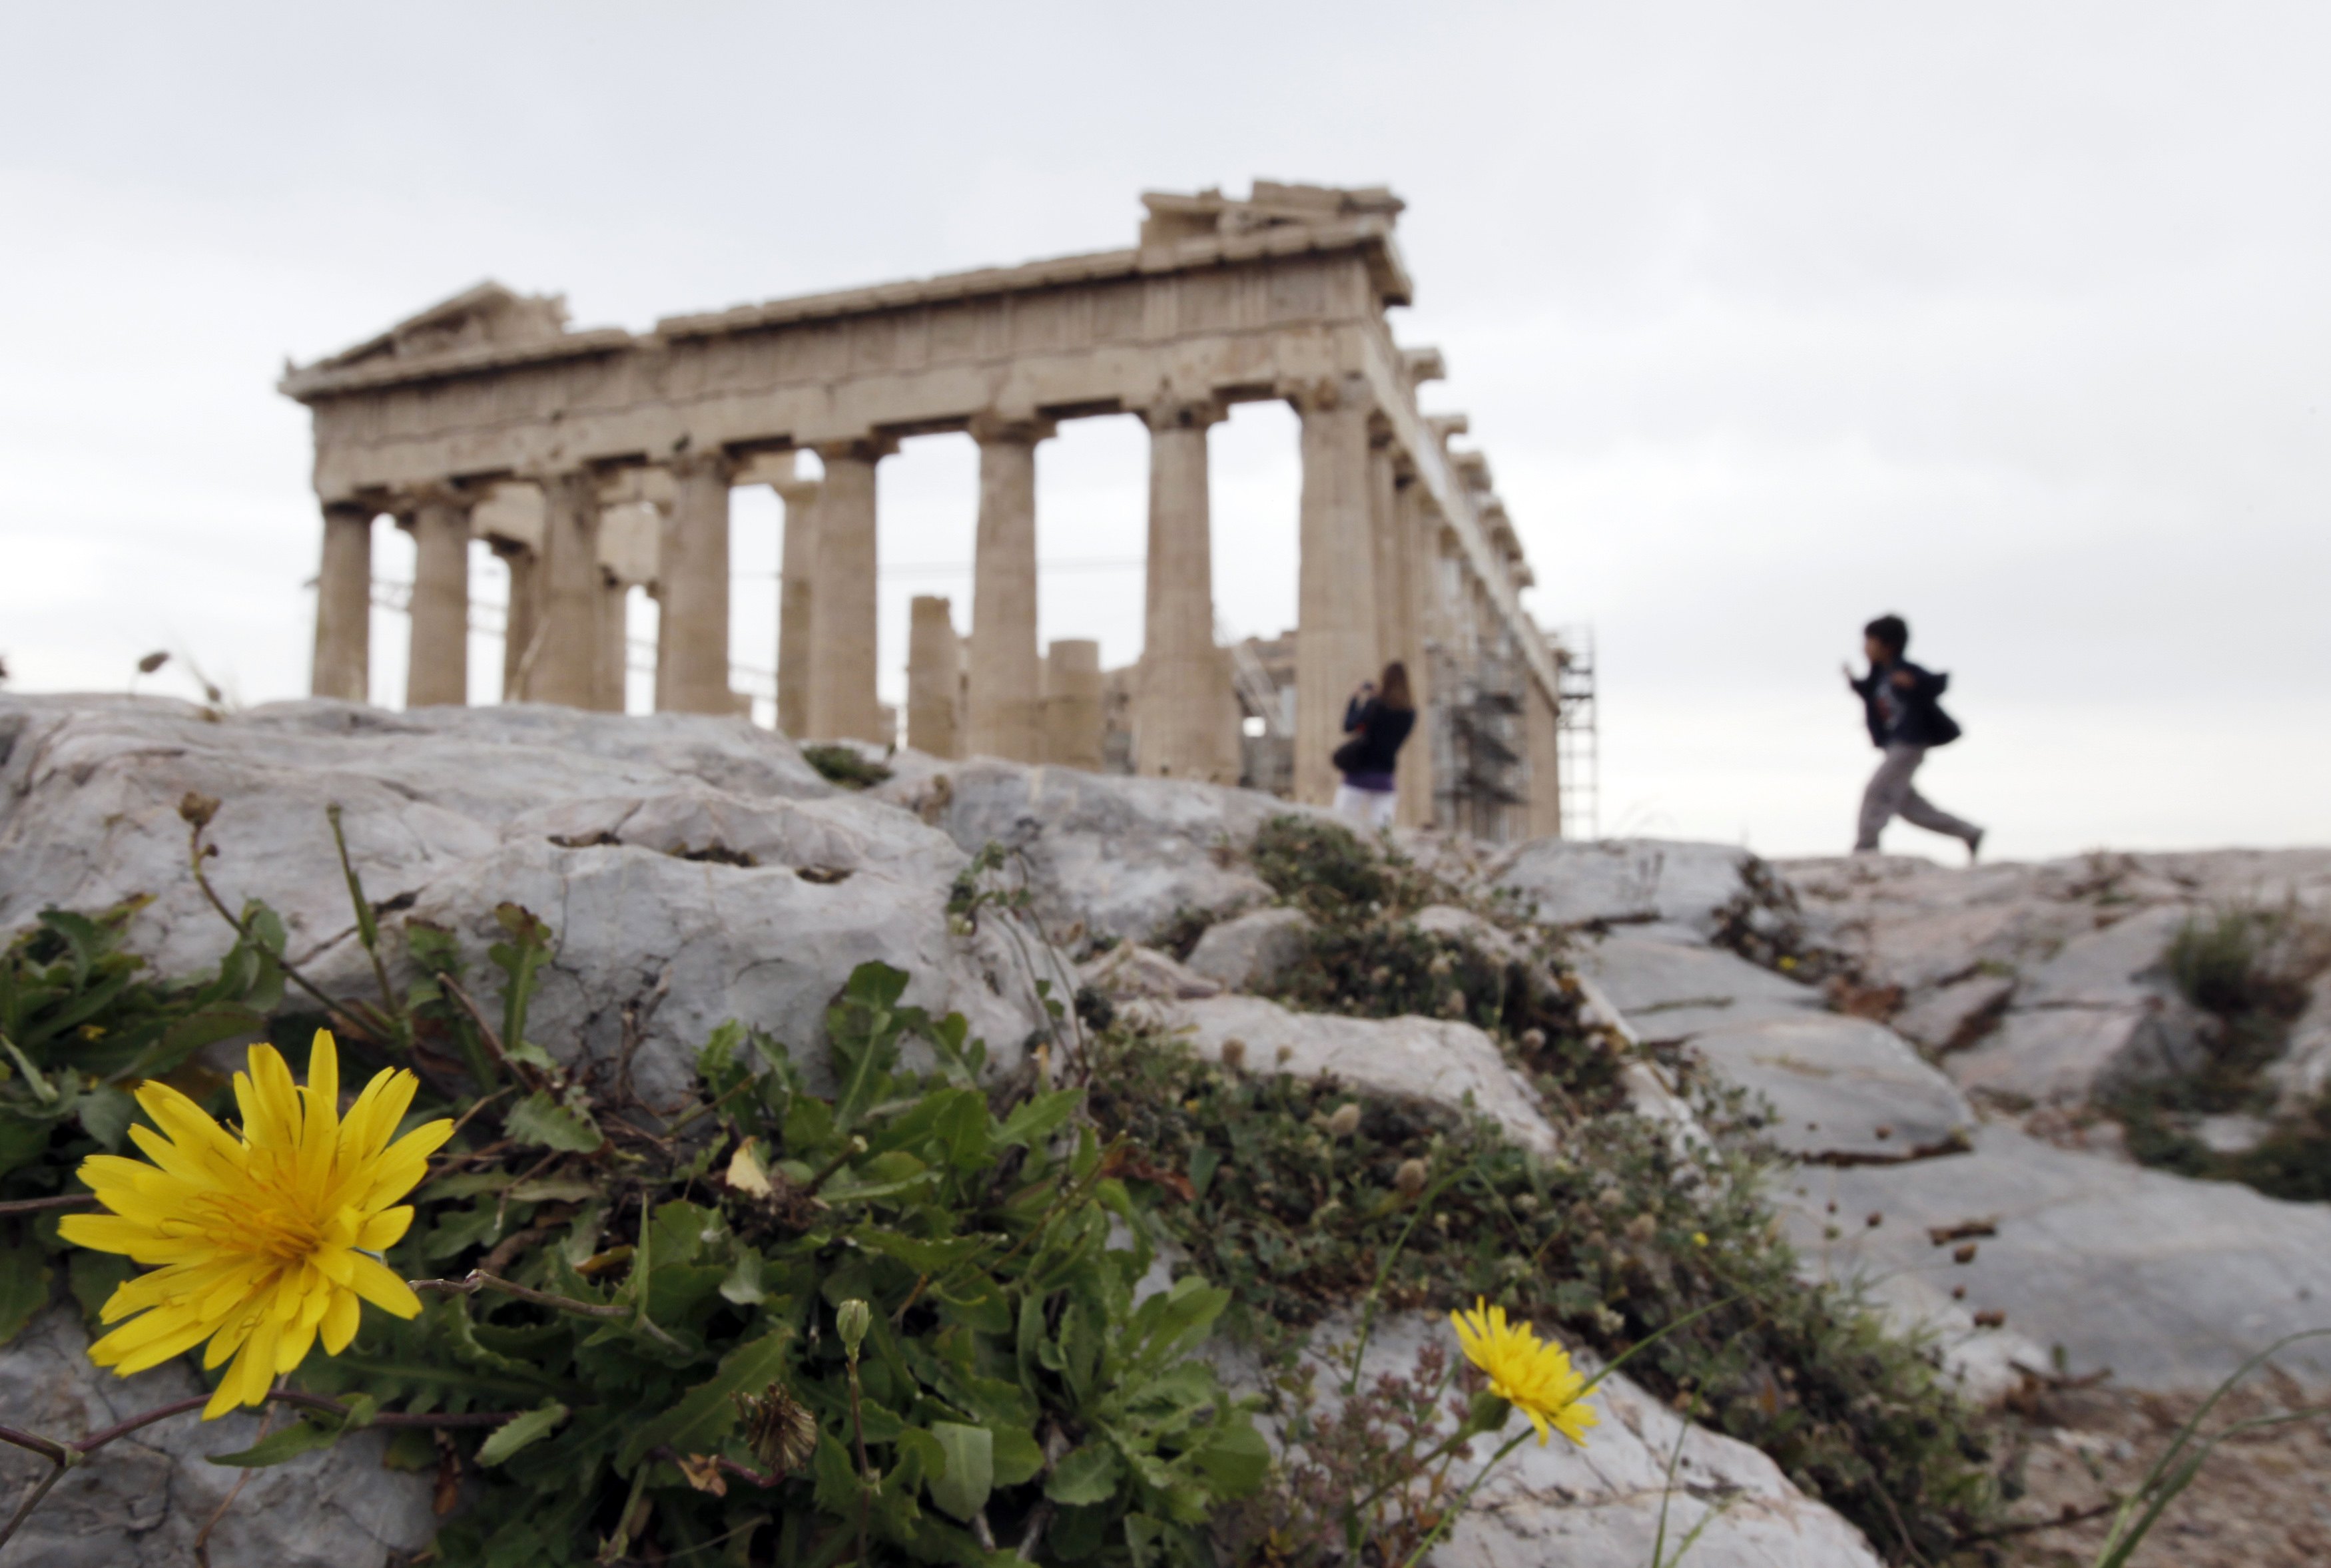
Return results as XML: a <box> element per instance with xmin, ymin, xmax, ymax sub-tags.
<box><xmin>906</xmin><ymin>595</ymin><xmax>962</xmax><ymax>758</ymax></box>
<box><xmin>310</xmin><ymin>502</ymin><xmax>373</xmax><ymax>702</ymax></box>
<box><xmin>1526</xmin><ymin>678</ymin><xmax>1563</xmax><ymax>840</ymax></box>
<box><xmin>1293</xmin><ymin>377</ymin><xmax>1379</xmax><ymax>806</ymax></box>
<box><xmin>806</xmin><ymin>438</ymin><xmax>892</xmax><ymax>744</ymax></box>
<box><xmin>775</xmin><ymin>475</ymin><xmax>822</xmax><ymax>738</ymax></box>
<box><xmin>529</xmin><ymin>470</ymin><xmax>602</xmax><ymax>708</ymax></box>
<box><xmin>1367</xmin><ymin>436</ymin><xmax>1405</xmax><ymax>684</ymax></box>
<box><xmin>965</xmin><ymin>415</ymin><xmax>1053</xmax><ymax>762</ymax></box>
<box><xmin>657</xmin><ymin>451</ymin><xmax>735</xmax><ymax>715</ymax></box>
<box><xmin>1136</xmin><ymin>397</ymin><xmax>1231</xmax><ymax>781</ymax></box>
<box><xmin>1393</xmin><ymin>477</ymin><xmax>1437</xmax><ymax>827</ymax></box>
<box><xmin>494</xmin><ymin>540</ymin><xmax>541</xmax><ymax>702</ymax></box>
<box><xmin>403</xmin><ymin>493</ymin><xmax>470</xmax><ymax>708</ymax></box>
<box><xmin>1042</xmin><ymin>639</ymin><xmax>1104</xmax><ymax>770</ymax></box>
<box><xmin>595</xmin><ymin>570</ymin><xmax>629</xmax><ymax>712</ymax></box>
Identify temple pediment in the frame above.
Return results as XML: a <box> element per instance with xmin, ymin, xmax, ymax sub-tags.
<box><xmin>309</xmin><ymin>282</ymin><xmax>572</xmax><ymax>374</ymax></box>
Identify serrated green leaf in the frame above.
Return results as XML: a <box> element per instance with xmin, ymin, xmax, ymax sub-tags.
<box><xmin>996</xmin><ymin>1088</ymin><xmax>1081</xmax><ymax>1150</ymax></box>
<box><xmin>927</xmin><ymin>1422</ymin><xmax>993</xmax><ymax>1522</ymax></box>
<box><xmin>505</xmin><ymin>1091</ymin><xmax>603</xmax><ymax>1153</ymax></box>
<box><xmin>477</xmin><ymin>1402</ymin><xmax>569</xmax><ymax>1465</ymax></box>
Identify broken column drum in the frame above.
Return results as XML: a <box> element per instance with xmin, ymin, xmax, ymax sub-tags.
<box><xmin>278</xmin><ymin>183</ymin><xmax>1566</xmax><ymax>836</ymax></box>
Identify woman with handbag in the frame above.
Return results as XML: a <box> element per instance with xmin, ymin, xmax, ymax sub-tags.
<box><xmin>1331</xmin><ymin>660</ymin><xmax>1416</xmax><ymax>828</ymax></box>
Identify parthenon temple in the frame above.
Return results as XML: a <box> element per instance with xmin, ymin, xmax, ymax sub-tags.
<box><xmin>281</xmin><ymin>180</ymin><xmax>1570</xmax><ymax>838</ymax></box>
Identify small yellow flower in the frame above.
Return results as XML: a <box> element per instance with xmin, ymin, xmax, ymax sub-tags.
<box><xmin>59</xmin><ymin>1031</ymin><xmax>452</xmax><ymax>1418</ymax></box>
<box><xmin>1449</xmin><ymin>1296</ymin><xmax>1597</xmax><ymax>1447</ymax></box>
<box><xmin>1692</xmin><ymin>1231</ymin><xmax>1709</xmax><ymax>1248</ymax></box>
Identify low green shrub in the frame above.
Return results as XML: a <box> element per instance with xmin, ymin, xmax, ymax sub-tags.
<box><xmin>803</xmin><ymin>744</ymin><xmax>894</xmax><ymax>791</ymax></box>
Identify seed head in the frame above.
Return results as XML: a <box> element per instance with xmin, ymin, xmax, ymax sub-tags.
<box><xmin>1327</xmin><ymin>1103</ymin><xmax>1361</xmax><ymax>1139</ymax></box>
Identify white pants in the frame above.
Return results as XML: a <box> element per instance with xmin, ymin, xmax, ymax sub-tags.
<box><xmin>1333</xmin><ymin>782</ymin><xmax>1397</xmax><ymax>829</ymax></box>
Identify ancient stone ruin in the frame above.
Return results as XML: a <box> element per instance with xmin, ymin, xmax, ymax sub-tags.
<box><xmin>278</xmin><ymin>181</ymin><xmax>1563</xmax><ymax>839</ymax></box>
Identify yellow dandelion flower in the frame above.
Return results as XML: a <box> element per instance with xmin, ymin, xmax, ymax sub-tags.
<box><xmin>1449</xmin><ymin>1296</ymin><xmax>1598</xmax><ymax>1447</ymax></box>
<box><xmin>58</xmin><ymin>1030</ymin><xmax>453</xmax><ymax>1418</ymax></box>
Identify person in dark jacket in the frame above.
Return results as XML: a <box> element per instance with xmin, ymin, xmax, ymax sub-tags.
<box><xmin>1845</xmin><ymin>615</ymin><xmax>1983</xmax><ymax>860</ymax></box>
<box><xmin>1334</xmin><ymin>660</ymin><xmax>1416</xmax><ymax>828</ymax></box>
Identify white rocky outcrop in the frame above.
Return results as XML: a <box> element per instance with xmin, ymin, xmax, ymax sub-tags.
<box><xmin>1131</xmin><ymin>993</ymin><xmax>1561</xmax><ymax>1158</ymax></box>
<box><xmin>0</xmin><ymin>695</ymin><xmax>1042</xmax><ymax>1104</ymax></box>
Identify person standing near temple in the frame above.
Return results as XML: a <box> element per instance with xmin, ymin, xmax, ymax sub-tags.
<box><xmin>1845</xmin><ymin>614</ymin><xmax>1984</xmax><ymax>860</ymax></box>
<box><xmin>1333</xmin><ymin>660</ymin><xmax>1416</xmax><ymax>829</ymax></box>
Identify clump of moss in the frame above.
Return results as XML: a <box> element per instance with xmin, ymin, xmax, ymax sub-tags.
<box><xmin>800</xmin><ymin>742</ymin><xmax>892</xmax><ymax>790</ymax></box>
<box><xmin>1085</xmin><ymin>1023</ymin><xmax>1999</xmax><ymax>1563</ymax></box>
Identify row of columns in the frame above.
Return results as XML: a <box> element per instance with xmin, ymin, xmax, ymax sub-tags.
<box><xmin>312</xmin><ymin>385</ymin><xmax>1526</xmax><ymax>817</ymax></box>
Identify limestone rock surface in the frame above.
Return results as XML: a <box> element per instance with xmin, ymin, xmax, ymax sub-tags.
<box><xmin>0</xmin><ymin>694</ymin><xmax>831</xmax><ymax>979</ymax></box>
<box><xmin>1689</xmin><ymin>1014</ymin><xmax>1976</xmax><ymax>1163</ymax></box>
<box><xmin>1570</xmin><ymin>934</ymin><xmax>1824</xmax><ymax>1043</ymax></box>
<box><xmin>1184</xmin><ymin>905</ymin><xmax>1314</xmax><ymax>991</ymax></box>
<box><xmin>1487</xmin><ymin>838</ymin><xmax>1755</xmax><ymax>939</ymax></box>
<box><xmin>1783</xmin><ymin>1127</ymin><xmax>2331</xmax><ymax>1392</ymax></box>
<box><xmin>0</xmin><ymin>1306</ymin><xmax>434</xmax><ymax>1568</ymax></box>
<box><xmin>872</xmin><ymin>757</ymin><xmax>1291</xmax><ymax>945</ymax></box>
<box><xmin>1134</xmin><ymin>993</ymin><xmax>1558</xmax><ymax>1157</ymax></box>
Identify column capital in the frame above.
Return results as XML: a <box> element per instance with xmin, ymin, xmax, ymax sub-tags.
<box><xmin>968</xmin><ymin>410</ymin><xmax>1057</xmax><ymax>446</ymax></box>
<box><xmin>1142</xmin><ymin>395</ymin><xmax>1225</xmax><ymax>433</ymax></box>
<box><xmin>392</xmin><ymin>481</ymin><xmax>478</xmax><ymax>521</ymax></box>
<box><xmin>813</xmin><ymin>434</ymin><xmax>900</xmax><ymax>464</ymax></box>
<box><xmin>773</xmin><ymin>477</ymin><xmax>823</xmax><ymax>510</ymax></box>
<box><xmin>665</xmin><ymin>443</ymin><xmax>739</xmax><ymax>483</ymax></box>
<box><xmin>1282</xmin><ymin>372</ymin><xmax>1372</xmax><ymax>417</ymax></box>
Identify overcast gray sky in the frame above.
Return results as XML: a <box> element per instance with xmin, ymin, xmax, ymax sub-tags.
<box><xmin>3</xmin><ymin>1</ymin><xmax>2325</xmax><ymax>860</ymax></box>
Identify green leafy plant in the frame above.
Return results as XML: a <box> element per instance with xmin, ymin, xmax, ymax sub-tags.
<box><xmin>803</xmin><ymin>744</ymin><xmax>894</xmax><ymax>791</ymax></box>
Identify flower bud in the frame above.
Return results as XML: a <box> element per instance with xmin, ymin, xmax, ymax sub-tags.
<box><xmin>1327</xmin><ymin>1103</ymin><xmax>1361</xmax><ymax>1139</ymax></box>
<box><xmin>178</xmin><ymin>791</ymin><xmax>220</xmax><ymax>830</ymax></box>
<box><xmin>1394</xmin><ymin>1158</ymin><xmax>1430</xmax><ymax>1198</ymax></box>
<box><xmin>1466</xmin><ymin>1390</ymin><xmax>1513</xmax><ymax>1435</ymax></box>
<box><xmin>836</xmin><ymin>1298</ymin><xmax>872</xmax><ymax>1359</ymax></box>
